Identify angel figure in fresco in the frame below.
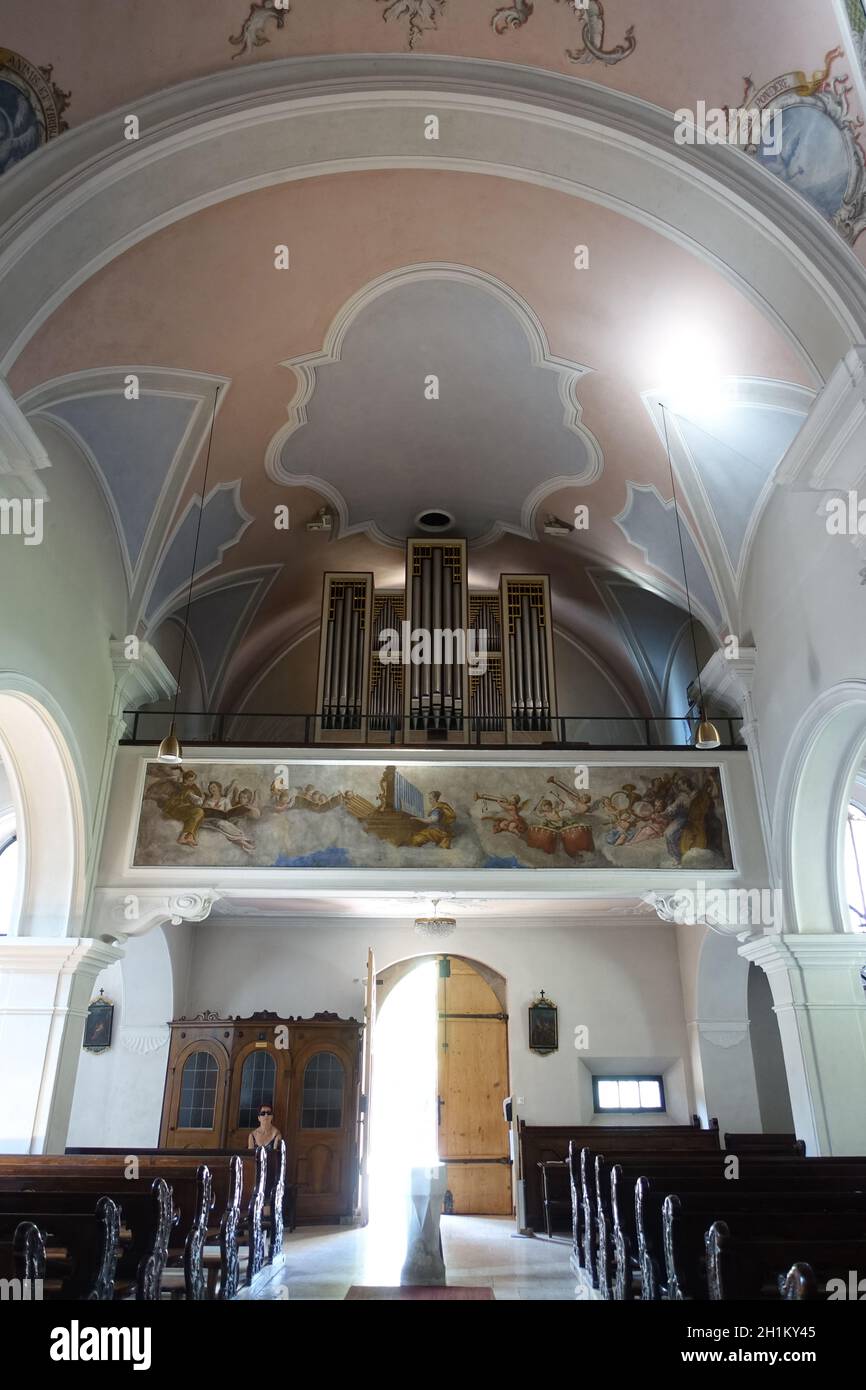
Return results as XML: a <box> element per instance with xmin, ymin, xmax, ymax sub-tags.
<box><xmin>475</xmin><ymin>791</ymin><xmax>529</xmax><ymax>836</ymax></box>
<box><xmin>146</xmin><ymin>767</ymin><xmax>206</xmax><ymax>846</ymax></box>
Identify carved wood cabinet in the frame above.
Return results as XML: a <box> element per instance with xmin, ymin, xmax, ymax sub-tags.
<box><xmin>159</xmin><ymin>1010</ymin><xmax>363</xmax><ymax>1223</ymax></box>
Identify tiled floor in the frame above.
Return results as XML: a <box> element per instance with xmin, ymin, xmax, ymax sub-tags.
<box><xmin>240</xmin><ymin>1216</ymin><xmax>580</xmax><ymax>1300</ymax></box>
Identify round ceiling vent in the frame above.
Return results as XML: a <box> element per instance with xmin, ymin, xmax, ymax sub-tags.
<box><xmin>415</xmin><ymin>509</ymin><xmax>455</xmax><ymax>532</ymax></box>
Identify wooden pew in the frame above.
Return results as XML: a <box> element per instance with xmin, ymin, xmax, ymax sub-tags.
<box><xmin>664</xmin><ymin>1195</ymin><xmax>866</xmax><ymax>1300</ymax></box>
<box><xmin>0</xmin><ymin>1175</ymin><xmax>174</xmax><ymax>1300</ymax></box>
<box><xmin>631</xmin><ymin>1163</ymin><xmax>866</xmax><ymax>1301</ymax></box>
<box><xmin>0</xmin><ymin>1221</ymin><xmax>44</xmax><ymax>1298</ymax></box>
<box><xmin>706</xmin><ymin>1219</ymin><xmax>866</xmax><ymax>1300</ymax></box>
<box><xmin>202</xmin><ymin>1155</ymin><xmax>242</xmax><ymax>1299</ymax></box>
<box><xmin>0</xmin><ymin>1195</ymin><xmax>119</xmax><ymax>1300</ymax></box>
<box><xmin>596</xmin><ymin>1151</ymin><xmax>866</xmax><ymax>1299</ymax></box>
<box><xmin>519</xmin><ymin>1120</ymin><xmax>719</xmax><ymax>1234</ymax></box>
<box><xmin>724</xmin><ymin>1132</ymin><xmax>805</xmax><ymax>1155</ymax></box>
<box><xmin>0</xmin><ymin>1154</ymin><xmax>255</xmax><ymax>1298</ymax></box>
<box><xmin>65</xmin><ymin>1147</ymin><xmax>299</xmax><ymax>1234</ymax></box>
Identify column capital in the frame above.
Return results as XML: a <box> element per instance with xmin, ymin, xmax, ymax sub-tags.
<box><xmin>700</xmin><ymin>647</ymin><xmax>757</xmax><ymax>717</ymax></box>
<box><xmin>0</xmin><ymin>936</ymin><xmax>124</xmax><ymax>975</ymax></box>
<box><xmin>740</xmin><ymin>932</ymin><xmax>866</xmax><ymax>971</ymax></box>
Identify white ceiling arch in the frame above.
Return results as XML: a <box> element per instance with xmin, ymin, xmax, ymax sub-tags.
<box><xmin>0</xmin><ymin>55</ymin><xmax>864</xmax><ymax>382</ymax></box>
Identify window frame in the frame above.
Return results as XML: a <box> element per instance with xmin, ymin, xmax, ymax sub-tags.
<box><xmin>592</xmin><ymin>1074</ymin><xmax>666</xmax><ymax>1115</ymax></box>
<box><xmin>177</xmin><ymin>1047</ymin><xmax>221</xmax><ymax>1131</ymax></box>
<box><xmin>300</xmin><ymin>1049</ymin><xmax>346</xmax><ymax>1131</ymax></box>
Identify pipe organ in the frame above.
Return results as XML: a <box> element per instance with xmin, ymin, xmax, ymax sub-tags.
<box><xmin>316</xmin><ymin>542</ymin><xmax>556</xmax><ymax>744</ymax></box>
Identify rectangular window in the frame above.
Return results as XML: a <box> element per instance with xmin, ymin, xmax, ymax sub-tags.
<box><xmin>592</xmin><ymin>1075</ymin><xmax>665</xmax><ymax>1114</ymax></box>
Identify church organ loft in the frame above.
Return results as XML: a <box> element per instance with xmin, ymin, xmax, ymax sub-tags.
<box><xmin>315</xmin><ymin>538</ymin><xmax>557</xmax><ymax>744</ymax></box>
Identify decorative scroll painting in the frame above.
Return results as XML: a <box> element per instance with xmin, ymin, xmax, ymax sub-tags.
<box><xmin>132</xmin><ymin>762</ymin><xmax>732</xmax><ymax>870</ymax></box>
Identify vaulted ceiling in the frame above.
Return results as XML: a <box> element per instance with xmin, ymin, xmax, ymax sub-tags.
<box><xmin>4</xmin><ymin>0</ymin><xmax>862</xmax><ymax>717</ymax></box>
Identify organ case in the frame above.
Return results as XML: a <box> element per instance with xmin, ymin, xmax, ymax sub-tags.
<box><xmin>500</xmin><ymin>574</ymin><xmax>557</xmax><ymax>742</ymax></box>
<box><xmin>315</xmin><ymin>573</ymin><xmax>373</xmax><ymax>743</ymax></box>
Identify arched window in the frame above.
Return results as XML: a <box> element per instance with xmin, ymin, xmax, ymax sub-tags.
<box><xmin>301</xmin><ymin>1052</ymin><xmax>344</xmax><ymax>1129</ymax></box>
<box><xmin>0</xmin><ymin>833</ymin><xmax>18</xmax><ymax>937</ymax></box>
<box><xmin>178</xmin><ymin>1050</ymin><xmax>219</xmax><ymax>1129</ymax></box>
<box><xmin>238</xmin><ymin>1050</ymin><xmax>276</xmax><ymax>1129</ymax></box>
<box><xmin>845</xmin><ymin>802</ymin><xmax>866</xmax><ymax>932</ymax></box>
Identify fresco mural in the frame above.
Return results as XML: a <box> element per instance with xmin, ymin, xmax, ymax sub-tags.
<box><xmin>0</xmin><ymin>48</ymin><xmax>70</xmax><ymax>176</ymax></box>
<box><xmin>741</xmin><ymin>49</ymin><xmax>866</xmax><ymax>245</ymax></box>
<box><xmin>132</xmin><ymin>761</ymin><xmax>733</xmax><ymax>870</ymax></box>
<box><xmin>228</xmin><ymin>0</ymin><xmax>636</xmax><ymax>62</ymax></box>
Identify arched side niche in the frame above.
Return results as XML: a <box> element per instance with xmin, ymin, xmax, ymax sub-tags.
<box><xmin>776</xmin><ymin>681</ymin><xmax>866</xmax><ymax>934</ymax></box>
<box><xmin>0</xmin><ymin>680</ymin><xmax>87</xmax><ymax>937</ymax></box>
<box><xmin>0</xmin><ymin>57</ymin><xmax>863</xmax><ymax>381</ymax></box>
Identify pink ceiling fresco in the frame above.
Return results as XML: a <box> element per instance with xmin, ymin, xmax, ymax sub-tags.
<box><xmin>9</xmin><ymin>168</ymin><xmax>813</xmax><ymax>710</ymax></box>
<box><xmin>1</xmin><ymin>0</ymin><xmax>856</xmax><ymax>133</ymax></box>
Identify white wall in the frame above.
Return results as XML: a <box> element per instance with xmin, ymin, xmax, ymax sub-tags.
<box><xmin>67</xmin><ymin>927</ymin><xmax>178</xmax><ymax>1148</ymax></box>
<box><xmin>0</xmin><ymin>418</ymin><xmax>128</xmax><ymax>862</ymax></box>
<box><xmin>179</xmin><ymin>915</ymin><xmax>695</xmax><ymax>1129</ymax></box>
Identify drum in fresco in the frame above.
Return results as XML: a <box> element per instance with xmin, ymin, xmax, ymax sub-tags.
<box><xmin>561</xmin><ymin>823</ymin><xmax>594</xmax><ymax>856</ymax></box>
<box><xmin>526</xmin><ymin>824</ymin><xmax>557</xmax><ymax>854</ymax></box>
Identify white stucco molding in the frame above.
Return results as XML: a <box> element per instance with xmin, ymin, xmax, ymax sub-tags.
<box><xmin>775</xmin><ymin>346</ymin><xmax>866</xmax><ymax>493</ymax></box>
<box><xmin>698</xmin><ymin>648</ymin><xmax>757</xmax><ymax>717</ymax></box>
<box><xmin>119</xmin><ymin>1025</ymin><xmax>170</xmax><ymax>1056</ymax></box>
<box><xmin>91</xmin><ymin>887</ymin><xmax>222</xmax><ymax>942</ymax></box>
<box><xmin>740</xmin><ymin>931</ymin><xmax>866</xmax><ymax>983</ymax></box>
<box><xmin>0</xmin><ymin>936</ymin><xmax>123</xmax><ymax>977</ymax></box>
<box><xmin>110</xmin><ymin>640</ymin><xmax>176</xmax><ymax>719</ymax></box>
<box><xmin>690</xmin><ymin>1019</ymin><xmax>750</xmax><ymax>1049</ymax></box>
<box><xmin>0</xmin><ymin>57</ymin><xmax>863</xmax><ymax>382</ymax></box>
<box><xmin>0</xmin><ymin>377</ymin><xmax>50</xmax><ymax>493</ymax></box>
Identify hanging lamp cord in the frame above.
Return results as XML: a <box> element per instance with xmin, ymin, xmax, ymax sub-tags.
<box><xmin>170</xmin><ymin>385</ymin><xmax>221</xmax><ymax>727</ymax></box>
<box><xmin>660</xmin><ymin>402</ymin><xmax>707</xmax><ymax>724</ymax></box>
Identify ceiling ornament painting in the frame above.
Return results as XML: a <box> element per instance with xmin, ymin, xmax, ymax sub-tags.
<box><xmin>377</xmin><ymin>0</ymin><xmax>447</xmax><ymax>50</ymax></box>
<box><xmin>739</xmin><ymin>48</ymin><xmax>866</xmax><ymax>245</ymax></box>
<box><xmin>132</xmin><ymin>760</ymin><xmax>733</xmax><ymax>870</ymax></box>
<box><xmin>0</xmin><ymin>48</ymin><xmax>70</xmax><ymax>177</ymax></box>
<box><xmin>229</xmin><ymin>1</ymin><xmax>292</xmax><ymax>59</ymax></box>
<box><xmin>493</xmin><ymin>1</ymin><xmax>636</xmax><ymax>66</ymax></box>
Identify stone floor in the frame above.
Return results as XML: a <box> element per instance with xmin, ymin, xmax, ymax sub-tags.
<box><xmin>239</xmin><ymin>1216</ymin><xmax>580</xmax><ymax>1300</ymax></box>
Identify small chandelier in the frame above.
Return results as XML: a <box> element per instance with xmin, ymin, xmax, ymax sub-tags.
<box><xmin>414</xmin><ymin>898</ymin><xmax>457</xmax><ymax>939</ymax></box>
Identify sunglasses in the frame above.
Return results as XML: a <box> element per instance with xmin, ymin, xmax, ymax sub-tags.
<box><xmin>259</xmin><ymin>1110</ymin><xmax>273</xmax><ymax>1116</ymax></box>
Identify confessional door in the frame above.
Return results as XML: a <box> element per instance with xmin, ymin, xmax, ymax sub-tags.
<box><xmin>162</xmin><ymin>1038</ymin><xmax>230</xmax><ymax>1150</ymax></box>
<box><xmin>290</xmin><ymin>1029</ymin><xmax>360</xmax><ymax>1221</ymax></box>
<box><xmin>437</xmin><ymin>957</ymin><xmax>512</xmax><ymax>1215</ymax></box>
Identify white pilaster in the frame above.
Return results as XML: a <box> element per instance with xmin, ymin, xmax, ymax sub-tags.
<box><xmin>740</xmin><ymin>933</ymin><xmax>866</xmax><ymax>1154</ymax></box>
<box><xmin>0</xmin><ymin>936</ymin><xmax>124</xmax><ymax>1153</ymax></box>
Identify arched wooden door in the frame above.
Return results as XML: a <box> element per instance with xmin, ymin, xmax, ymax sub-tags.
<box><xmin>437</xmin><ymin>957</ymin><xmax>512</xmax><ymax>1215</ymax></box>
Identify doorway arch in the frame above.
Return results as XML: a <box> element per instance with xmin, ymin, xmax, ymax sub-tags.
<box><xmin>0</xmin><ymin>677</ymin><xmax>87</xmax><ymax>937</ymax></box>
<box><xmin>372</xmin><ymin>952</ymin><xmax>511</xmax><ymax>1217</ymax></box>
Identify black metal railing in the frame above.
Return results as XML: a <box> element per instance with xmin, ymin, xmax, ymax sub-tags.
<box><xmin>121</xmin><ymin>710</ymin><xmax>745</xmax><ymax>751</ymax></box>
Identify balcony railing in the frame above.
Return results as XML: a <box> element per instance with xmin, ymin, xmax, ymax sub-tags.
<box><xmin>120</xmin><ymin>710</ymin><xmax>745</xmax><ymax>751</ymax></box>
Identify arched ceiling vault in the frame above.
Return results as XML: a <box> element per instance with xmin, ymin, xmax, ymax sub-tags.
<box><xmin>3</xmin><ymin>49</ymin><xmax>861</xmax><ymax>713</ymax></box>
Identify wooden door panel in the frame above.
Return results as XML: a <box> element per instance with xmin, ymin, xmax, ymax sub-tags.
<box><xmin>439</xmin><ymin>1019</ymin><xmax>508</xmax><ymax>1157</ymax></box>
<box><xmin>445</xmin><ymin>1163</ymin><xmax>513</xmax><ymax>1215</ymax></box>
<box><xmin>436</xmin><ymin>957</ymin><xmax>511</xmax><ymax>1216</ymax></box>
